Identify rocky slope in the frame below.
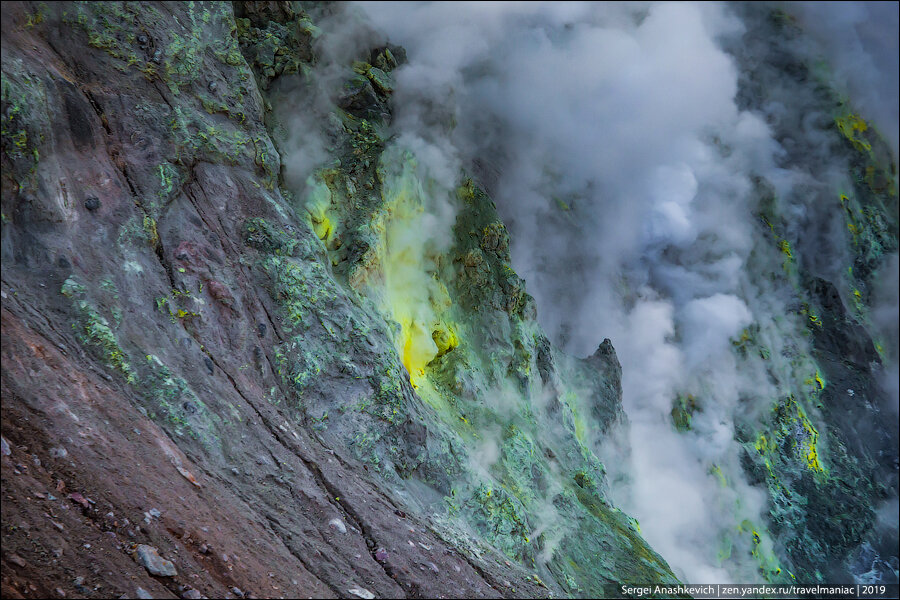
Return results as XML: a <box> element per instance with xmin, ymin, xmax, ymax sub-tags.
<box><xmin>1</xmin><ymin>2</ymin><xmax>676</xmax><ymax>598</ymax></box>
<box><xmin>1</xmin><ymin>2</ymin><xmax>897</xmax><ymax>599</ymax></box>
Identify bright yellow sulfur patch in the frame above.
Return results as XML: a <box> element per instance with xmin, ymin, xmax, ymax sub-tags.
<box><xmin>779</xmin><ymin>239</ymin><xmax>793</xmax><ymax>259</ymax></box>
<box><xmin>801</xmin><ymin>303</ymin><xmax>822</xmax><ymax>328</ymax></box>
<box><xmin>835</xmin><ymin>113</ymin><xmax>872</xmax><ymax>153</ymax></box>
<box><xmin>305</xmin><ymin>174</ymin><xmax>335</xmax><ymax>243</ymax></box>
<box><xmin>400</xmin><ymin>319</ymin><xmax>433</xmax><ymax>385</ymax></box>
<box><xmin>374</xmin><ymin>148</ymin><xmax>459</xmax><ymax>389</ymax></box>
<box><xmin>312</xmin><ymin>214</ymin><xmax>333</xmax><ymax>240</ymax></box>
<box><xmin>778</xmin><ymin>239</ymin><xmax>795</xmax><ymax>273</ymax></box>
<box><xmin>432</xmin><ymin>322</ymin><xmax>459</xmax><ymax>357</ymax></box>
<box><xmin>758</xmin><ymin>397</ymin><xmax>826</xmax><ymax>476</ymax></box>
<box><xmin>796</xmin><ymin>404</ymin><xmax>823</xmax><ymax>472</ymax></box>
<box><xmin>814</xmin><ymin>370</ymin><xmax>825</xmax><ymax>391</ymax></box>
<box><xmin>806</xmin><ymin>445</ymin><xmax>821</xmax><ymax>472</ymax></box>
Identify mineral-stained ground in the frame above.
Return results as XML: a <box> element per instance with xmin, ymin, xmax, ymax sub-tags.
<box><xmin>1</xmin><ymin>2</ymin><xmax>897</xmax><ymax>599</ymax></box>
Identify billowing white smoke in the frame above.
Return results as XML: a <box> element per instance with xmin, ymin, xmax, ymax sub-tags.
<box><xmin>344</xmin><ymin>0</ymin><xmax>897</xmax><ymax>583</ymax></box>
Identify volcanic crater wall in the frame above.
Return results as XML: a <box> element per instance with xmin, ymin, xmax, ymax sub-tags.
<box><xmin>1</xmin><ymin>2</ymin><xmax>898</xmax><ymax>599</ymax></box>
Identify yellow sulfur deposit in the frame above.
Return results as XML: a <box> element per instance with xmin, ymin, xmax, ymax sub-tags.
<box><xmin>834</xmin><ymin>113</ymin><xmax>872</xmax><ymax>153</ymax></box>
<box><xmin>432</xmin><ymin>321</ymin><xmax>459</xmax><ymax>357</ymax></box>
<box><xmin>374</xmin><ymin>148</ymin><xmax>458</xmax><ymax>387</ymax></box>
<box><xmin>304</xmin><ymin>174</ymin><xmax>335</xmax><ymax>242</ymax></box>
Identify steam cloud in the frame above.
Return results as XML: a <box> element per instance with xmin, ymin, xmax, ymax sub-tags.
<box><xmin>285</xmin><ymin>0</ymin><xmax>899</xmax><ymax>584</ymax></box>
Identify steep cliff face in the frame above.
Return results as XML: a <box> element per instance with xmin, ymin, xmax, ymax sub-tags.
<box><xmin>1</xmin><ymin>2</ymin><xmax>676</xmax><ymax>598</ymax></box>
<box><xmin>2</xmin><ymin>2</ymin><xmax>897</xmax><ymax>599</ymax></box>
<box><xmin>723</xmin><ymin>6</ymin><xmax>898</xmax><ymax>584</ymax></box>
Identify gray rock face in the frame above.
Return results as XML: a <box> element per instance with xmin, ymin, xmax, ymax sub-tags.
<box><xmin>135</xmin><ymin>545</ymin><xmax>177</xmax><ymax>577</ymax></box>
